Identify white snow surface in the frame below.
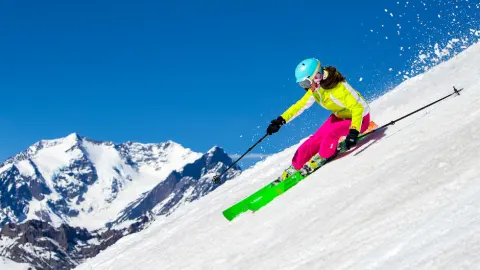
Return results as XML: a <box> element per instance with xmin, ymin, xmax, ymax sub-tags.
<box><xmin>0</xmin><ymin>257</ymin><xmax>34</xmax><ymax>270</ymax></box>
<box><xmin>0</xmin><ymin>237</ymin><xmax>36</xmax><ymax>270</ymax></box>
<box><xmin>77</xmin><ymin>42</ymin><xmax>480</xmax><ymax>270</ymax></box>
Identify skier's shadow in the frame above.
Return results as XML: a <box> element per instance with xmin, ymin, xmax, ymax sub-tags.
<box><xmin>344</xmin><ymin>112</ymin><xmax>427</xmax><ymax>158</ymax></box>
<box><xmin>334</xmin><ymin>127</ymin><xmax>389</xmax><ymax>161</ymax></box>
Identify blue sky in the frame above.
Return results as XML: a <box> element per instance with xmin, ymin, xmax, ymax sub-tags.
<box><xmin>1</xmin><ymin>0</ymin><xmax>478</xmax><ymax>168</ymax></box>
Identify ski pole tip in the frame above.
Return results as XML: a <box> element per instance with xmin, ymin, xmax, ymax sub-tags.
<box><xmin>453</xmin><ymin>86</ymin><xmax>462</xmax><ymax>95</ymax></box>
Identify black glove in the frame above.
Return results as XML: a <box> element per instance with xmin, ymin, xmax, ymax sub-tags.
<box><xmin>212</xmin><ymin>174</ymin><xmax>221</xmax><ymax>184</ymax></box>
<box><xmin>344</xmin><ymin>129</ymin><xmax>360</xmax><ymax>150</ymax></box>
<box><xmin>267</xmin><ymin>116</ymin><xmax>286</xmax><ymax>135</ymax></box>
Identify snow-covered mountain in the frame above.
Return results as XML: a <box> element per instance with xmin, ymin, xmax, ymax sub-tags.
<box><xmin>75</xmin><ymin>42</ymin><xmax>480</xmax><ymax>270</ymax></box>
<box><xmin>0</xmin><ymin>133</ymin><xmax>202</xmax><ymax>230</ymax></box>
<box><xmin>0</xmin><ymin>219</ymin><xmax>130</xmax><ymax>270</ymax></box>
<box><xmin>0</xmin><ymin>135</ymin><xmax>241</xmax><ymax>269</ymax></box>
<box><xmin>112</xmin><ymin>147</ymin><xmax>241</xmax><ymax>227</ymax></box>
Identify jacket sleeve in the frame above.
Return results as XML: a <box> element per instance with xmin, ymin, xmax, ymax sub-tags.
<box><xmin>337</xmin><ymin>82</ymin><xmax>368</xmax><ymax>132</ymax></box>
<box><xmin>281</xmin><ymin>91</ymin><xmax>315</xmax><ymax>123</ymax></box>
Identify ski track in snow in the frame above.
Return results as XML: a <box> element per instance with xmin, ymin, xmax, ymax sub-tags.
<box><xmin>77</xmin><ymin>42</ymin><xmax>480</xmax><ymax>270</ymax></box>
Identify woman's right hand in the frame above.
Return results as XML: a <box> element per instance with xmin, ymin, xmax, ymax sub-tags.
<box><xmin>267</xmin><ymin>116</ymin><xmax>286</xmax><ymax>135</ymax></box>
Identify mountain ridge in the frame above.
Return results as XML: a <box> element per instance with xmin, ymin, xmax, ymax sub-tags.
<box><xmin>0</xmin><ymin>133</ymin><xmax>241</xmax><ymax>269</ymax></box>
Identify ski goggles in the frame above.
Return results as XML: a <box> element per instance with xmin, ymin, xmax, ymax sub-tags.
<box><xmin>298</xmin><ymin>71</ymin><xmax>323</xmax><ymax>89</ymax></box>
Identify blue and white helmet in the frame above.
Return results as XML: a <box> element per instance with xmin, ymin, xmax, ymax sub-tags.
<box><xmin>294</xmin><ymin>58</ymin><xmax>321</xmax><ymax>83</ymax></box>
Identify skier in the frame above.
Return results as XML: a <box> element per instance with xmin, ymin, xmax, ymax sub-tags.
<box><xmin>267</xmin><ymin>58</ymin><xmax>373</xmax><ymax>181</ymax></box>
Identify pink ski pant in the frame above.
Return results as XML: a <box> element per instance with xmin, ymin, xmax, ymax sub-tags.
<box><xmin>292</xmin><ymin>113</ymin><xmax>371</xmax><ymax>170</ymax></box>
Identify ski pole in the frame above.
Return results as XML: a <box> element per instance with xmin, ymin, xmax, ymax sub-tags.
<box><xmin>215</xmin><ymin>86</ymin><xmax>463</xmax><ymax>183</ymax></box>
<box><xmin>212</xmin><ymin>133</ymin><xmax>269</xmax><ymax>184</ymax></box>
<box><xmin>338</xmin><ymin>86</ymin><xmax>463</xmax><ymax>152</ymax></box>
<box><xmin>358</xmin><ymin>86</ymin><xmax>463</xmax><ymax>140</ymax></box>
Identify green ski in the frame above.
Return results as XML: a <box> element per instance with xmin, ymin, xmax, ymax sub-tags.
<box><xmin>222</xmin><ymin>160</ymin><xmax>321</xmax><ymax>221</ymax></box>
<box><xmin>222</xmin><ymin>123</ymin><xmax>379</xmax><ymax>221</ymax></box>
<box><xmin>221</xmin><ymin>86</ymin><xmax>464</xmax><ymax>221</ymax></box>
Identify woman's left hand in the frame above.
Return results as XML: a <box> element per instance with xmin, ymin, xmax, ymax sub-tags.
<box><xmin>344</xmin><ymin>129</ymin><xmax>359</xmax><ymax>150</ymax></box>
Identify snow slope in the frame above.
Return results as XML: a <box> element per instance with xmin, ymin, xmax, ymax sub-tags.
<box><xmin>0</xmin><ymin>257</ymin><xmax>34</xmax><ymax>270</ymax></box>
<box><xmin>76</xmin><ymin>42</ymin><xmax>480</xmax><ymax>270</ymax></box>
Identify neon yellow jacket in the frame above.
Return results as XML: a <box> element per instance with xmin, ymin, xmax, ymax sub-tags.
<box><xmin>280</xmin><ymin>81</ymin><xmax>370</xmax><ymax>132</ymax></box>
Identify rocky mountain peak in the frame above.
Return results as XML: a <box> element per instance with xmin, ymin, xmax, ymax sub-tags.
<box><xmin>0</xmin><ymin>133</ymin><xmax>240</xmax><ymax>270</ymax></box>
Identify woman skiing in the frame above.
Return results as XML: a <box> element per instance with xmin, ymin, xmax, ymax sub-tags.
<box><xmin>267</xmin><ymin>58</ymin><xmax>374</xmax><ymax>181</ymax></box>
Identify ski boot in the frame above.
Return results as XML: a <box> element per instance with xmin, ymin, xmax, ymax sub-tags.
<box><xmin>273</xmin><ymin>165</ymin><xmax>297</xmax><ymax>184</ymax></box>
<box><xmin>300</xmin><ymin>154</ymin><xmax>325</xmax><ymax>176</ymax></box>
<box><xmin>325</xmin><ymin>149</ymin><xmax>339</xmax><ymax>164</ymax></box>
